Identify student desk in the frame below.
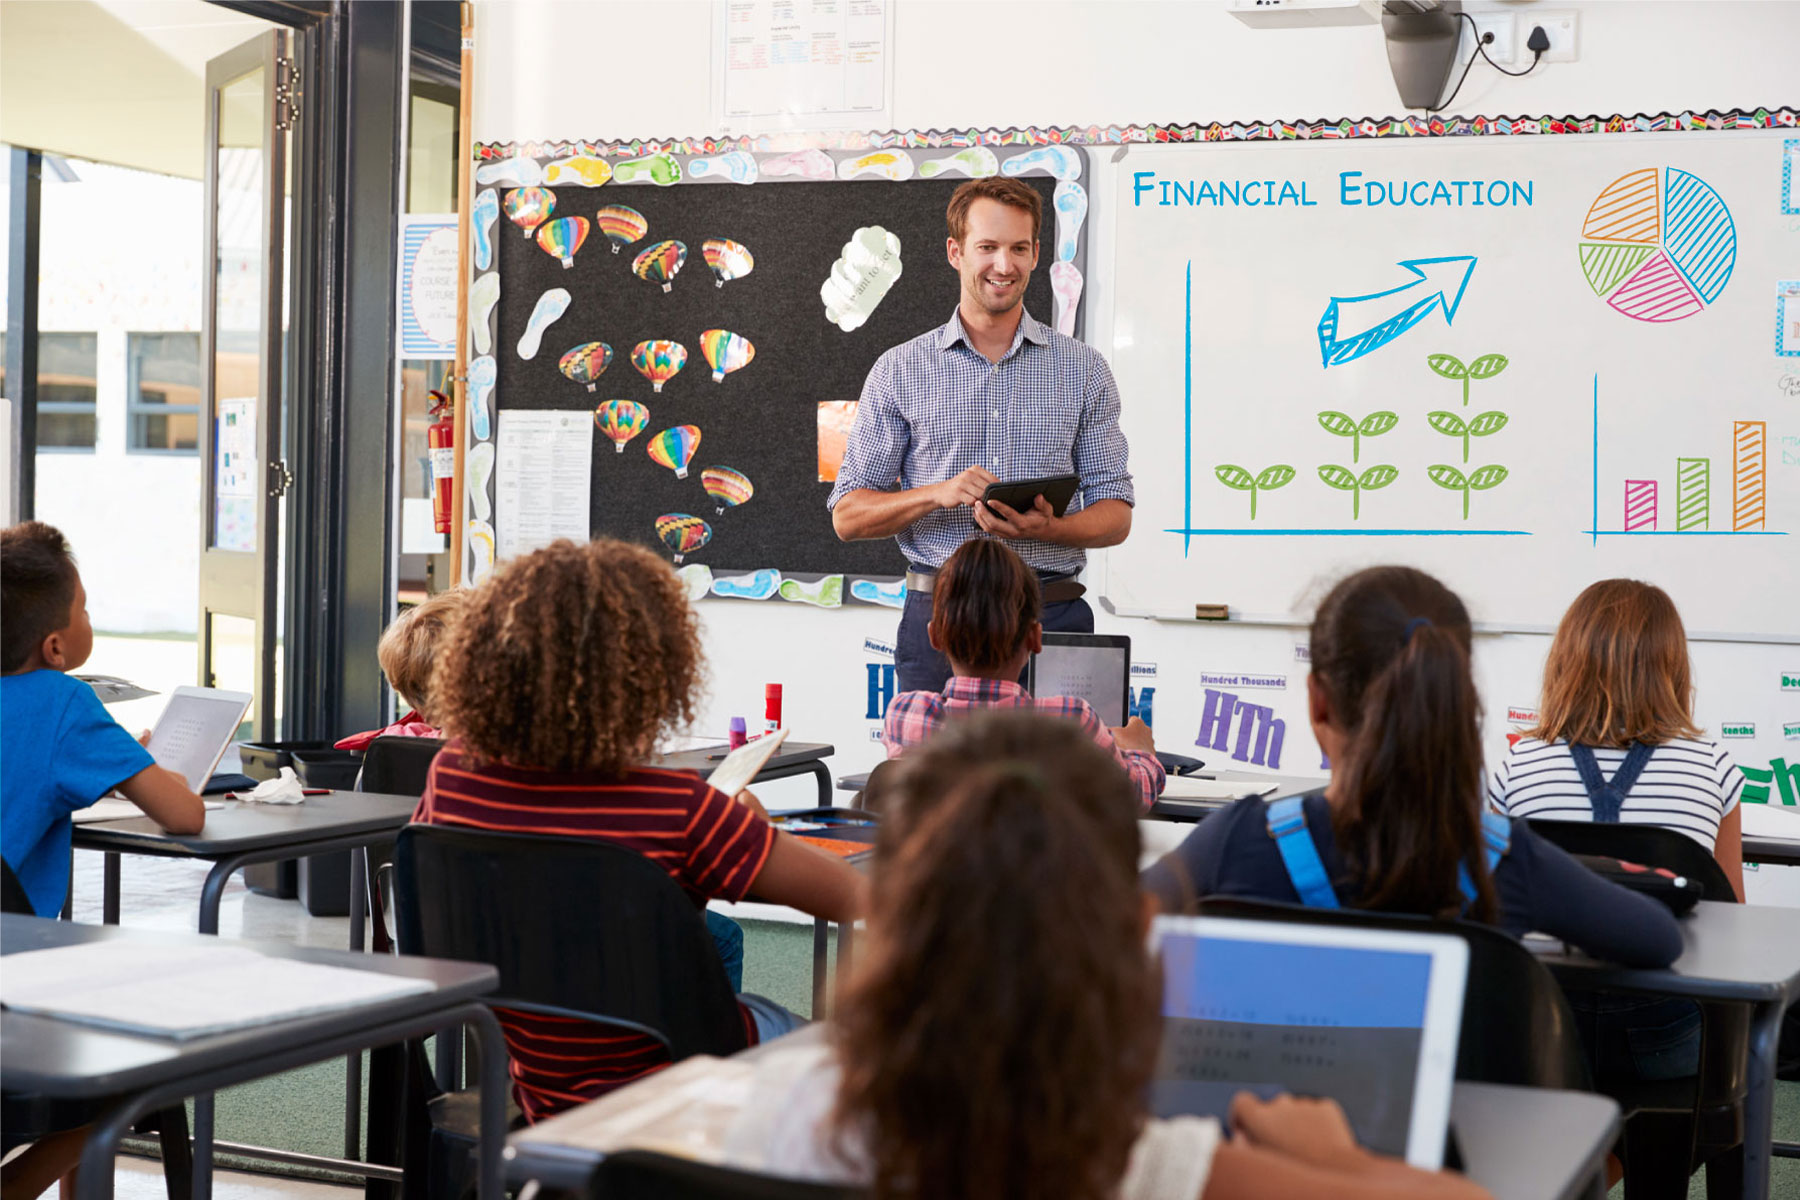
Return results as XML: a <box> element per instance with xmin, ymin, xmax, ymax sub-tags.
<box><xmin>653</xmin><ymin>741</ymin><xmax>836</xmax><ymax>807</ymax></box>
<box><xmin>69</xmin><ymin>791</ymin><xmax>419</xmax><ymax>939</ymax></box>
<box><xmin>0</xmin><ymin>914</ymin><xmax>508</xmax><ymax>1200</ymax></box>
<box><xmin>1531</xmin><ymin>900</ymin><xmax>1800</xmax><ymax>1200</ymax></box>
<box><xmin>501</xmin><ymin>1024</ymin><xmax>1621</xmax><ymax>1200</ymax></box>
<box><xmin>1146</xmin><ymin>770</ymin><xmax>1328</xmax><ymax>822</ymax></box>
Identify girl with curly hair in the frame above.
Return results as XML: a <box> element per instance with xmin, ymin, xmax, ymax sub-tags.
<box><xmin>415</xmin><ymin>537</ymin><xmax>864</xmax><ymax>1121</ymax></box>
<box><xmin>721</xmin><ymin>710</ymin><xmax>1491</xmax><ymax>1200</ymax></box>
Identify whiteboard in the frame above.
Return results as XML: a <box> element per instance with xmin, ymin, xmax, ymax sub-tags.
<box><xmin>1103</xmin><ymin>131</ymin><xmax>1800</xmax><ymax>640</ymax></box>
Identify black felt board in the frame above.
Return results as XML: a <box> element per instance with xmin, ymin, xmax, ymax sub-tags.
<box><xmin>492</xmin><ymin>174</ymin><xmax>1059</xmax><ymax>577</ymax></box>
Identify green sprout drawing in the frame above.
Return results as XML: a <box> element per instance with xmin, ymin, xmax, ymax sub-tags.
<box><xmin>1318</xmin><ymin>464</ymin><xmax>1398</xmax><ymax>520</ymax></box>
<box><xmin>1316</xmin><ymin>410</ymin><xmax>1398</xmax><ymax>463</ymax></box>
<box><xmin>1215</xmin><ymin>463</ymin><xmax>1295</xmax><ymax>520</ymax></box>
<box><xmin>1427</xmin><ymin>352</ymin><xmax>1509</xmax><ymax>407</ymax></box>
<box><xmin>1428</xmin><ymin>463</ymin><xmax>1509</xmax><ymax>520</ymax></box>
<box><xmin>1427</xmin><ymin>410</ymin><xmax>1510</xmax><ymax>463</ymax></box>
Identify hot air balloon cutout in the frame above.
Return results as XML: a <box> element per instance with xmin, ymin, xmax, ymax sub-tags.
<box><xmin>702</xmin><ymin>238</ymin><xmax>755</xmax><ymax>288</ymax></box>
<box><xmin>535</xmin><ymin>216</ymin><xmax>589</xmax><ymax>269</ymax></box>
<box><xmin>596</xmin><ymin>205</ymin><xmax>648</xmax><ymax>254</ymax></box>
<box><xmin>633</xmin><ymin>240</ymin><xmax>687</xmax><ymax>293</ymax></box>
<box><xmin>558</xmin><ymin>341</ymin><xmax>613</xmax><ymax>392</ymax></box>
<box><xmin>504</xmin><ymin>187</ymin><xmax>554</xmax><ymax>236</ymax></box>
<box><xmin>594</xmin><ymin>399</ymin><xmax>649</xmax><ymax>453</ymax></box>
<box><xmin>654</xmin><ymin>513</ymin><xmax>712</xmax><ymax>563</ymax></box>
<box><xmin>698</xmin><ymin>329</ymin><xmax>756</xmax><ymax>383</ymax></box>
<box><xmin>647</xmin><ymin>424</ymin><xmax>701</xmax><ymax>479</ymax></box>
<box><xmin>701</xmin><ymin>466</ymin><xmax>754</xmax><ymax>514</ymax></box>
<box><xmin>631</xmin><ymin>340</ymin><xmax>687</xmax><ymax>392</ymax></box>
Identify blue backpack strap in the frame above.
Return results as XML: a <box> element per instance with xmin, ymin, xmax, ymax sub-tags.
<box><xmin>1457</xmin><ymin>810</ymin><xmax>1514</xmax><ymax>906</ymax></box>
<box><xmin>1266</xmin><ymin>796</ymin><xmax>1341</xmax><ymax>909</ymax></box>
<box><xmin>1570</xmin><ymin>742</ymin><xmax>1653</xmax><ymax>823</ymax></box>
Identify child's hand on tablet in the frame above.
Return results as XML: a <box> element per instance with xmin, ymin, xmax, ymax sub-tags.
<box><xmin>1109</xmin><ymin>716</ymin><xmax>1155</xmax><ymax>754</ymax></box>
<box><xmin>1229</xmin><ymin>1092</ymin><xmax>1361</xmax><ymax>1167</ymax></box>
<box><xmin>735</xmin><ymin>788</ymin><xmax>770</xmax><ymax>821</ymax></box>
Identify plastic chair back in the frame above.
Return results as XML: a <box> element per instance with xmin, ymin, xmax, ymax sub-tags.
<box><xmin>1</xmin><ymin>859</ymin><xmax>34</xmax><ymax>914</ymax></box>
<box><xmin>1194</xmin><ymin>897</ymin><xmax>1592</xmax><ymax>1090</ymax></box>
<box><xmin>360</xmin><ymin>736</ymin><xmax>446</xmax><ymax>797</ymax></box>
<box><xmin>593</xmin><ymin>1150</ymin><xmax>864</xmax><ymax>1199</ymax></box>
<box><xmin>393</xmin><ymin>824</ymin><xmax>747</xmax><ymax>1060</ymax></box>
<box><xmin>852</xmin><ymin>759</ymin><xmax>900</xmax><ymax>815</ymax></box>
<box><xmin>1525</xmin><ymin>818</ymin><xmax>1737</xmax><ymax>901</ymax></box>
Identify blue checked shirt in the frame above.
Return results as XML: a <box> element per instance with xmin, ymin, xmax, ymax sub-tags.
<box><xmin>826</xmin><ymin>307</ymin><xmax>1135</xmax><ymax>575</ymax></box>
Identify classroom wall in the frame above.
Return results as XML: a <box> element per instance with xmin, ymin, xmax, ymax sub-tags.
<box><xmin>472</xmin><ymin>0</ymin><xmax>1800</xmax><ymax>894</ymax></box>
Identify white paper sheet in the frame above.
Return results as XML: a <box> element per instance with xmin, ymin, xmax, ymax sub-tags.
<box><xmin>712</xmin><ymin>0</ymin><xmax>893</xmax><ymax>132</ymax></box>
<box><xmin>495</xmin><ymin>409</ymin><xmax>593</xmax><ymax>562</ymax></box>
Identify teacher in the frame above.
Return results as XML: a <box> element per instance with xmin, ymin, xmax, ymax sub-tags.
<box><xmin>828</xmin><ymin>177</ymin><xmax>1135</xmax><ymax>694</ymax></box>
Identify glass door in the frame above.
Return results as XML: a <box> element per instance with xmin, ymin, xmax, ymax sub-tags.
<box><xmin>198</xmin><ymin>29</ymin><xmax>289</xmax><ymax>738</ymax></box>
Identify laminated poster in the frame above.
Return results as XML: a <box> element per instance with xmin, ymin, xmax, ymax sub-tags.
<box><xmin>495</xmin><ymin>410</ymin><xmax>592</xmax><ymax>562</ymax></box>
<box><xmin>712</xmin><ymin>0</ymin><xmax>893</xmax><ymax>132</ymax></box>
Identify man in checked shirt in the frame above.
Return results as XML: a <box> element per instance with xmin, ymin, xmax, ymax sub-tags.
<box><xmin>829</xmin><ymin>176</ymin><xmax>1137</xmax><ymax>696</ymax></box>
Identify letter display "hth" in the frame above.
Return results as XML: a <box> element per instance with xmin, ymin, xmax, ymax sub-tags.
<box><xmin>1195</xmin><ymin>688</ymin><xmax>1286</xmax><ymax>769</ymax></box>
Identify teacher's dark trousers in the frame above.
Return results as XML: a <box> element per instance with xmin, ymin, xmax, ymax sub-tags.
<box><xmin>893</xmin><ymin>589</ymin><xmax>1095</xmax><ymax>695</ymax></box>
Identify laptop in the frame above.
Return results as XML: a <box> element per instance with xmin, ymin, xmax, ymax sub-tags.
<box><xmin>1148</xmin><ymin>915</ymin><xmax>1469</xmax><ymax>1168</ymax></box>
<box><xmin>1027</xmin><ymin>632</ymin><xmax>1131</xmax><ymax>726</ymax></box>
<box><xmin>144</xmin><ymin>686</ymin><xmax>254</xmax><ymax>793</ymax></box>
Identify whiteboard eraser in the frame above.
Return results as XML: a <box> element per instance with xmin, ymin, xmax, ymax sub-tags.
<box><xmin>1194</xmin><ymin>603</ymin><xmax>1230</xmax><ymax>621</ymax></box>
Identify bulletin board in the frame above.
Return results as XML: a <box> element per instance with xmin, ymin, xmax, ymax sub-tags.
<box><xmin>466</xmin><ymin>144</ymin><xmax>1090</xmax><ymax>602</ymax></box>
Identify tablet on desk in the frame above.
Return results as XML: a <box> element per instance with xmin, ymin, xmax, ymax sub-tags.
<box><xmin>145</xmin><ymin>686</ymin><xmax>253</xmax><ymax>793</ymax></box>
<box><xmin>981</xmin><ymin>473</ymin><xmax>1079</xmax><ymax>519</ymax></box>
<box><xmin>1027</xmin><ymin>633</ymin><xmax>1131</xmax><ymax>727</ymax></box>
<box><xmin>1150</xmin><ymin>915</ymin><xmax>1468</xmax><ymax>1169</ymax></box>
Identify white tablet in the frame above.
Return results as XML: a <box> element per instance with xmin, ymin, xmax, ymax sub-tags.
<box><xmin>145</xmin><ymin>686</ymin><xmax>253</xmax><ymax>792</ymax></box>
<box><xmin>1149</xmin><ymin>915</ymin><xmax>1468</xmax><ymax>1169</ymax></box>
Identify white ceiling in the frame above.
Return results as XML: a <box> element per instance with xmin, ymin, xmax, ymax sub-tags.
<box><xmin>0</xmin><ymin>0</ymin><xmax>276</xmax><ymax>180</ymax></box>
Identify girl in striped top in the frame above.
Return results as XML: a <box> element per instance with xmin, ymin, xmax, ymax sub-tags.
<box><xmin>1487</xmin><ymin>578</ymin><xmax>1745</xmax><ymax>899</ymax></box>
<box><xmin>417</xmin><ymin>538</ymin><xmax>865</xmax><ymax>1121</ymax></box>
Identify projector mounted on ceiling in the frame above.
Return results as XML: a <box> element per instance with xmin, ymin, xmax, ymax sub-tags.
<box><xmin>1226</xmin><ymin>0</ymin><xmax>1385</xmax><ymax>28</ymax></box>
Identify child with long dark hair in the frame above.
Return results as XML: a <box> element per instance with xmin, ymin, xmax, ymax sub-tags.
<box><xmin>1144</xmin><ymin>566</ymin><xmax>1680</xmax><ymax>967</ymax></box>
<box><xmin>722</xmin><ymin>710</ymin><xmax>1491</xmax><ymax>1200</ymax></box>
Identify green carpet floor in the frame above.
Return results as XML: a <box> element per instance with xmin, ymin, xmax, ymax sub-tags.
<box><xmin>200</xmin><ymin>919</ymin><xmax>1800</xmax><ymax>1198</ymax></box>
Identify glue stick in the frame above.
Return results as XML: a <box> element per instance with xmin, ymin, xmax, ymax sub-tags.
<box><xmin>764</xmin><ymin>684</ymin><xmax>783</xmax><ymax>736</ymax></box>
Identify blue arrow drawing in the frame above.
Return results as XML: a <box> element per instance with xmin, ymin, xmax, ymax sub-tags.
<box><xmin>1317</xmin><ymin>256</ymin><xmax>1478</xmax><ymax>368</ymax></box>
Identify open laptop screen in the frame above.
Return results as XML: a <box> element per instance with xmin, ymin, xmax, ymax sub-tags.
<box><xmin>1027</xmin><ymin>633</ymin><xmax>1130</xmax><ymax>726</ymax></box>
<box><xmin>1149</xmin><ymin>916</ymin><xmax>1468</xmax><ymax>1168</ymax></box>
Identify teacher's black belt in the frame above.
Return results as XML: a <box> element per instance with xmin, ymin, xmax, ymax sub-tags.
<box><xmin>904</xmin><ymin>567</ymin><xmax>1086</xmax><ymax>605</ymax></box>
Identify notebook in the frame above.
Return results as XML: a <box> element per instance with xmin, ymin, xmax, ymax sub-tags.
<box><xmin>1149</xmin><ymin>915</ymin><xmax>1468</xmax><ymax>1168</ymax></box>
<box><xmin>1026</xmin><ymin>632</ymin><xmax>1131</xmax><ymax>726</ymax></box>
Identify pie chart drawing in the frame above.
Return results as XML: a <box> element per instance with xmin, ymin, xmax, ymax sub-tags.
<box><xmin>1578</xmin><ymin>167</ymin><xmax>1735</xmax><ymax>323</ymax></box>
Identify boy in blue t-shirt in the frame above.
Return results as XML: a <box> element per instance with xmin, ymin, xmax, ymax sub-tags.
<box><xmin>2</xmin><ymin>521</ymin><xmax>206</xmax><ymax>917</ymax></box>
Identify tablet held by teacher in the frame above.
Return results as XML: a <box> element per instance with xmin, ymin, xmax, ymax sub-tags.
<box><xmin>827</xmin><ymin>177</ymin><xmax>1135</xmax><ymax>694</ymax></box>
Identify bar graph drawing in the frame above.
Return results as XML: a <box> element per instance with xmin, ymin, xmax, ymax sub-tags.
<box><xmin>1588</xmin><ymin>379</ymin><xmax>1784</xmax><ymax>540</ymax></box>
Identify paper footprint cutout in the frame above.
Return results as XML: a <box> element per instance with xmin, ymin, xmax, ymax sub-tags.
<box><xmin>465</xmin><ymin>442</ymin><xmax>496</xmax><ymax>522</ymax></box>
<box><xmin>779</xmin><ymin>575</ymin><xmax>844</xmax><ymax>608</ymax></box>
<box><xmin>687</xmin><ymin>150</ymin><xmax>758</xmax><ymax>185</ymax></box>
<box><xmin>475</xmin><ymin>155</ymin><xmax>543</xmax><ymax>187</ymax></box>
<box><xmin>838</xmin><ymin>151</ymin><xmax>915</xmax><ymax>182</ymax></box>
<box><xmin>1001</xmin><ymin>145</ymin><xmax>1082</xmax><ymax>181</ymax></box>
<box><xmin>468</xmin><ymin>272</ymin><xmax>500</xmax><ymax>356</ymax></box>
<box><xmin>517</xmin><ymin>288</ymin><xmax>571</xmax><ymax>360</ymax></box>
<box><xmin>761</xmin><ymin>148</ymin><xmax>835</xmax><ymax>180</ymax></box>
<box><xmin>1050</xmin><ymin>261</ymin><xmax>1084</xmax><ymax>337</ymax></box>
<box><xmin>918</xmin><ymin>147</ymin><xmax>999</xmax><ymax>179</ymax></box>
<box><xmin>543</xmin><ymin>156</ymin><xmax>613</xmax><ymax>187</ymax></box>
<box><xmin>612</xmin><ymin>152</ymin><xmax>682</xmax><ymax>187</ymax></box>
<box><xmin>467</xmin><ymin>356</ymin><xmax>496</xmax><ymax>441</ymax></box>
<box><xmin>473</xmin><ymin>189</ymin><xmax>499</xmax><ymax>271</ymax></box>
<box><xmin>711</xmin><ymin>569</ymin><xmax>781</xmax><ymax>601</ymax></box>
<box><xmin>1053</xmin><ymin>181</ymin><xmax>1087</xmax><ymax>263</ymax></box>
<box><xmin>465</xmin><ymin>520</ymin><xmax>496</xmax><ymax>585</ymax></box>
<box><xmin>678</xmin><ymin>563</ymin><xmax>714</xmax><ymax>603</ymax></box>
<box><xmin>849</xmin><ymin>578</ymin><xmax>907</xmax><ymax>609</ymax></box>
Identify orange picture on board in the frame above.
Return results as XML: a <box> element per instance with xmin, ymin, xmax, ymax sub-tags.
<box><xmin>817</xmin><ymin>400</ymin><xmax>859</xmax><ymax>482</ymax></box>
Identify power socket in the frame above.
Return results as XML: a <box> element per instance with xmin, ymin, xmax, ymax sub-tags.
<box><xmin>1529</xmin><ymin>10</ymin><xmax>1579</xmax><ymax>63</ymax></box>
<box><xmin>1468</xmin><ymin>12</ymin><xmax>1517</xmax><ymax>67</ymax></box>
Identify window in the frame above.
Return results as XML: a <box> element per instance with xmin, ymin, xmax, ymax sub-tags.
<box><xmin>36</xmin><ymin>332</ymin><xmax>98</xmax><ymax>451</ymax></box>
<box><xmin>128</xmin><ymin>332</ymin><xmax>202</xmax><ymax>452</ymax></box>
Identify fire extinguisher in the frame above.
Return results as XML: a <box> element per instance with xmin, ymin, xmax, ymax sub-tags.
<box><xmin>427</xmin><ymin>388</ymin><xmax>454</xmax><ymax>535</ymax></box>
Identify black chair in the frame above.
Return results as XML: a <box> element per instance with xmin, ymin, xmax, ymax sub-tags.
<box><xmin>849</xmin><ymin>759</ymin><xmax>898</xmax><ymax>815</ymax></box>
<box><xmin>1527</xmin><ymin>818</ymin><xmax>1748</xmax><ymax>1200</ymax></box>
<box><xmin>590</xmin><ymin>1149</ymin><xmax>863</xmax><ymax>1199</ymax></box>
<box><xmin>361</xmin><ymin>735</ymin><xmax>446</xmax><ymax>797</ymax></box>
<box><xmin>387</xmin><ymin>824</ymin><xmax>750</xmax><ymax>1200</ymax></box>
<box><xmin>1194</xmin><ymin>896</ymin><xmax>1592</xmax><ymax>1090</ymax></box>
<box><xmin>0</xmin><ymin>861</ymin><xmax>194</xmax><ymax>1200</ymax></box>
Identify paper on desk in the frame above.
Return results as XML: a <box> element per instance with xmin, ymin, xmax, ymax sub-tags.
<box><xmin>1741</xmin><ymin>802</ymin><xmax>1800</xmax><ymax>839</ymax></box>
<box><xmin>1158</xmin><ymin>776</ymin><xmax>1281</xmax><ymax>801</ymax></box>
<box><xmin>512</xmin><ymin>1053</ymin><xmax>754</xmax><ymax>1161</ymax></box>
<box><xmin>72</xmin><ymin>798</ymin><xmax>224</xmax><ymax>824</ymax></box>
<box><xmin>0</xmin><ymin>941</ymin><xmax>435</xmax><ymax>1039</ymax></box>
